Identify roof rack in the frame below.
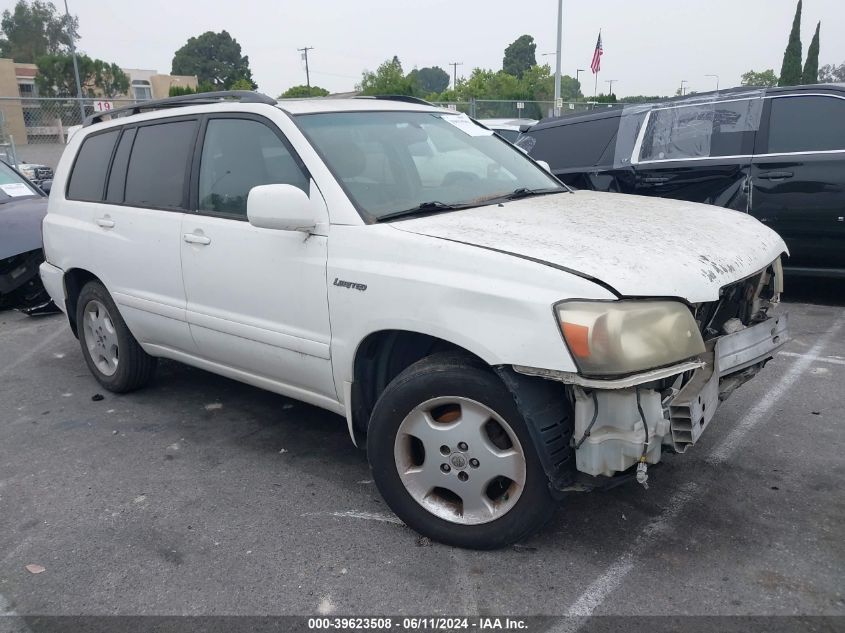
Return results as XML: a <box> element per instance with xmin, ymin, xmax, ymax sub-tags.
<box><xmin>359</xmin><ymin>95</ymin><xmax>435</xmax><ymax>107</ymax></box>
<box><xmin>83</xmin><ymin>90</ymin><xmax>277</xmax><ymax>127</ymax></box>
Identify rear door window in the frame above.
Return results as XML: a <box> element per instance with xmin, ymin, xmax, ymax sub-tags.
<box><xmin>124</xmin><ymin>119</ymin><xmax>197</xmax><ymax>209</ymax></box>
<box><xmin>766</xmin><ymin>95</ymin><xmax>845</xmax><ymax>153</ymax></box>
<box><xmin>67</xmin><ymin>130</ymin><xmax>119</xmax><ymax>201</ymax></box>
<box><xmin>638</xmin><ymin>98</ymin><xmax>759</xmax><ymax>162</ymax></box>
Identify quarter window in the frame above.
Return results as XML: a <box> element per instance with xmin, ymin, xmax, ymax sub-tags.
<box><xmin>124</xmin><ymin>120</ymin><xmax>197</xmax><ymax>209</ymax></box>
<box><xmin>67</xmin><ymin>130</ymin><xmax>119</xmax><ymax>201</ymax></box>
<box><xmin>198</xmin><ymin>118</ymin><xmax>308</xmax><ymax>218</ymax></box>
<box><xmin>767</xmin><ymin>96</ymin><xmax>845</xmax><ymax>153</ymax></box>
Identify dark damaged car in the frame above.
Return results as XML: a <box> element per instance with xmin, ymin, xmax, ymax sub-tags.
<box><xmin>517</xmin><ymin>84</ymin><xmax>845</xmax><ymax>276</ymax></box>
<box><xmin>0</xmin><ymin>161</ymin><xmax>56</xmax><ymax>314</ymax></box>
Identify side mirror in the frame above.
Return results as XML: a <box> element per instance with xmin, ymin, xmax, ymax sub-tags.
<box><xmin>247</xmin><ymin>183</ymin><xmax>316</xmax><ymax>232</ymax></box>
<box><xmin>40</xmin><ymin>180</ymin><xmax>52</xmax><ymax>194</ymax></box>
<box><xmin>535</xmin><ymin>160</ymin><xmax>552</xmax><ymax>173</ymax></box>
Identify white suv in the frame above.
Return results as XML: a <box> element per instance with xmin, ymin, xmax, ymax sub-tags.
<box><xmin>40</xmin><ymin>91</ymin><xmax>789</xmax><ymax>549</ymax></box>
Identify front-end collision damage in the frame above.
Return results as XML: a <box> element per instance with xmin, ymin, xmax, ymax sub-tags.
<box><xmin>508</xmin><ymin>259</ymin><xmax>788</xmax><ymax>488</ymax></box>
<box><xmin>0</xmin><ymin>249</ymin><xmax>58</xmax><ymax>315</ymax></box>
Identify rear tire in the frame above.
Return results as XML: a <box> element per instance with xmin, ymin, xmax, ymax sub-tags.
<box><xmin>367</xmin><ymin>352</ymin><xmax>556</xmax><ymax>549</ymax></box>
<box><xmin>76</xmin><ymin>280</ymin><xmax>156</xmax><ymax>393</ymax></box>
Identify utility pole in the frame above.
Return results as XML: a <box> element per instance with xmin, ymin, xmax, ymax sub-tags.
<box><xmin>298</xmin><ymin>47</ymin><xmax>314</xmax><ymax>89</ymax></box>
<box><xmin>63</xmin><ymin>0</ymin><xmax>85</xmax><ymax>120</ymax></box>
<box><xmin>553</xmin><ymin>0</ymin><xmax>563</xmax><ymax>116</ymax></box>
<box><xmin>449</xmin><ymin>62</ymin><xmax>463</xmax><ymax>89</ymax></box>
<box><xmin>705</xmin><ymin>74</ymin><xmax>719</xmax><ymax>91</ymax></box>
<box><xmin>605</xmin><ymin>79</ymin><xmax>617</xmax><ymax>96</ymax></box>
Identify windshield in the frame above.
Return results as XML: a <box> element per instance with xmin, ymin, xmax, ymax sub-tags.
<box><xmin>296</xmin><ymin>111</ymin><xmax>565</xmax><ymax>221</ymax></box>
<box><xmin>0</xmin><ymin>162</ymin><xmax>40</xmax><ymax>203</ymax></box>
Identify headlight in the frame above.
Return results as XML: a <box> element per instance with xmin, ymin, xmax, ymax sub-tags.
<box><xmin>19</xmin><ymin>166</ymin><xmax>35</xmax><ymax>178</ymax></box>
<box><xmin>556</xmin><ymin>300</ymin><xmax>705</xmax><ymax>376</ymax></box>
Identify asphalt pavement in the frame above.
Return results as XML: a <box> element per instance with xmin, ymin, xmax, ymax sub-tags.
<box><xmin>0</xmin><ymin>277</ymin><xmax>842</xmax><ymax>623</ymax></box>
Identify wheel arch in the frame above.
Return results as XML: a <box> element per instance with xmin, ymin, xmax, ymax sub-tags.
<box><xmin>349</xmin><ymin>329</ymin><xmax>489</xmax><ymax>445</ymax></box>
<box><xmin>63</xmin><ymin>267</ymin><xmax>101</xmax><ymax>338</ymax></box>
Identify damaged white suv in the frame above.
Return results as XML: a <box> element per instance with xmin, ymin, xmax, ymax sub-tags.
<box><xmin>40</xmin><ymin>92</ymin><xmax>788</xmax><ymax>549</ymax></box>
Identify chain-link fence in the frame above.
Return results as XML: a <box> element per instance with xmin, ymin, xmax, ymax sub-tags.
<box><xmin>0</xmin><ymin>96</ymin><xmax>623</xmax><ymax>171</ymax></box>
<box><xmin>0</xmin><ymin>97</ymin><xmax>140</xmax><ymax>170</ymax></box>
<box><xmin>431</xmin><ymin>99</ymin><xmax>619</xmax><ymax>120</ymax></box>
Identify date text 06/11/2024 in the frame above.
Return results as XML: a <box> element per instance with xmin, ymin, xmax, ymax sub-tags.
<box><xmin>306</xmin><ymin>617</ymin><xmax>528</xmax><ymax>630</ymax></box>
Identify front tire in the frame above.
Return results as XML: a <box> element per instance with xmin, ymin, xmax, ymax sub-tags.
<box><xmin>76</xmin><ymin>281</ymin><xmax>157</xmax><ymax>393</ymax></box>
<box><xmin>367</xmin><ymin>352</ymin><xmax>556</xmax><ymax>549</ymax></box>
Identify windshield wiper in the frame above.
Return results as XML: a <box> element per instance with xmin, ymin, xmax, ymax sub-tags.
<box><xmin>504</xmin><ymin>187</ymin><xmax>564</xmax><ymax>200</ymax></box>
<box><xmin>376</xmin><ymin>201</ymin><xmax>461</xmax><ymax>222</ymax></box>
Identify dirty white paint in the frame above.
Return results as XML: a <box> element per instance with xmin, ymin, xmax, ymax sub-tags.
<box><xmin>52</xmin><ymin>352</ymin><xmax>65</xmax><ymax>359</ymax></box>
<box><xmin>393</xmin><ymin>191</ymin><xmax>786</xmax><ymax>303</ymax></box>
<box><xmin>204</xmin><ymin>403</ymin><xmax>223</xmax><ymax>411</ymax></box>
<box><xmin>317</xmin><ymin>596</ymin><xmax>336</xmax><ymax>615</ymax></box>
<box><xmin>302</xmin><ymin>510</ymin><xmax>404</xmax><ymax>525</ymax></box>
<box><xmin>557</xmin><ymin>314</ymin><xmax>845</xmax><ymax>623</ymax></box>
<box><xmin>133</xmin><ymin>495</ymin><xmax>146</xmax><ymax>504</ymax></box>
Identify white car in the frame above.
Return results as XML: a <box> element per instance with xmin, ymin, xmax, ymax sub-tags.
<box><xmin>40</xmin><ymin>91</ymin><xmax>788</xmax><ymax>549</ymax></box>
<box><xmin>477</xmin><ymin>118</ymin><xmax>537</xmax><ymax>143</ymax></box>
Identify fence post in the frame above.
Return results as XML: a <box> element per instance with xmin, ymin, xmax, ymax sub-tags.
<box><xmin>470</xmin><ymin>98</ymin><xmax>476</xmax><ymax>119</ymax></box>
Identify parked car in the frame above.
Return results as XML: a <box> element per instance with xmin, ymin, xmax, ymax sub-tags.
<box><xmin>477</xmin><ymin>118</ymin><xmax>537</xmax><ymax>143</ymax></box>
<box><xmin>41</xmin><ymin>91</ymin><xmax>788</xmax><ymax>549</ymax></box>
<box><xmin>517</xmin><ymin>84</ymin><xmax>845</xmax><ymax>276</ymax></box>
<box><xmin>17</xmin><ymin>161</ymin><xmax>55</xmax><ymax>189</ymax></box>
<box><xmin>0</xmin><ymin>160</ymin><xmax>56</xmax><ymax>314</ymax></box>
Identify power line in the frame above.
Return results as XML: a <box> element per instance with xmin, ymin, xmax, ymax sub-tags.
<box><xmin>298</xmin><ymin>46</ymin><xmax>315</xmax><ymax>89</ymax></box>
<box><xmin>449</xmin><ymin>62</ymin><xmax>463</xmax><ymax>89</ymax></box>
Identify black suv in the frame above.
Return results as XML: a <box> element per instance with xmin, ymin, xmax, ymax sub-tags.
<box><xmin>517</xmin><ymin>84</ymin><xmax>845</xmax><ymax>276</ymax></box>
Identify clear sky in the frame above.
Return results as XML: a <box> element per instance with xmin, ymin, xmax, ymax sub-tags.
<box><xmin>61</xmin><ymin>0</ymin><xmax>844</xmax><ymax>98</ymax></box>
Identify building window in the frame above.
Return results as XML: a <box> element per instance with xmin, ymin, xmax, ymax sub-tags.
<box><xmin>18</xmin><ymin>82</ymin><xmax>36</xmax><ymax>97</ymax></box>
<box><xmin>131</xmin><ymin>80</ymin><xmax>153</xmax><ymax>101</ymax></box>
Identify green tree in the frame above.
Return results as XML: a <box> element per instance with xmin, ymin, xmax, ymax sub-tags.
<box><xmin>818</xmin><ymin>61</ymin><xmax>845</xmax><ymax>83</ymax></box>
<box><xmin>172</xmin><ymin>30</ymin><xmax>256</xmax><ymax>90</ymax></box>
<box><xmin>779</xmin><ymin>0</ymin><xmax>803</xmax><ymax>86</ymax></box>
<box><xmin>802</xmin><ymin>21</ymin><xmax>820</xmax><ymax>84</ymax></box>
<box><xmin>502</xmin><ymin>35</ymin><xmax>536</xmax><ymax>79</ymax></box>
<box><xmin>229</xmin><ymin>77</ymin><xmax>254</xmax><ymax>91</ymax></box>
<box><xmin>740</xmin><ymin>69</ymin><xmax>779</xmax><ymax>87</ymax></box>
<box><xmin>169</xmin><ymin>85</ymin><xmax>196</xmax><ymax>96</ymax></box>
<box><xmin>0</xmin><ymin>0</ymin><xmax>77</xmax><ymax>63</ymax></box>
<box><xmin>407</xmin><ymin>66</ymin><xmax>449</xmax><ymax>95</ymax></box>
<box><xmin>358</xmin><ymin>56</ymin><xmax>414</xmax><ymax>95</ymax></box>
<box><xmin>35</xmin><ymin>53</ymin><xmax>128</xmax><ymax>97</ymax></box>
<box><xmin>279</xmin><ymin>84</ymin><xmax>329</xmax><ymax>98</ymax></box>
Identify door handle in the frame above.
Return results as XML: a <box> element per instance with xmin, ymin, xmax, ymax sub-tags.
<box><xmin>95</xmin><ymin>217</ymin><xmax>114</xmax><ymax>228</ymax></box>
<box><xmin>183</xmin><ymin>233</ymin><xmax>211</xmax><ymax>245</ymax></box>
<box><xmin>757</xmin><ymin>171</ymin><xmax>794</xmax><ymax>180</ymax></box>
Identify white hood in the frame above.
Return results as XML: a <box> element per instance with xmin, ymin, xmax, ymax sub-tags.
<box><xmin>391</xmin><ymin>190</ymin><xmax>787</xmax><ymax>303</ymax></box>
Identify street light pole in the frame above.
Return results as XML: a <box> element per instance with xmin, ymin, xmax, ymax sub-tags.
<box><xmin>680</xmin><ymin>79</ymin><xmax>688</xmax><ymax>96</ymax></box>
<box><xmin>63</xmin><ymin>0</ymin><xmax>85</xmax><ymax>120</ymax></box>
<box><xmin>553</xmin><ymin>0</ymin><xmax>563</xmax><ymax>116</ymax></box>
<box><xmin>705</xmin><ymin>74</ymin><xmax>719</xmax><ymax>91</ymax></box>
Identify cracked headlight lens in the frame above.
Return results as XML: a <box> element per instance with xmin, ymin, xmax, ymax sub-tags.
<box><xmin>556</xmin><ymin>300</ymin><xmax>705</xmax><ymax>376</ymax></box>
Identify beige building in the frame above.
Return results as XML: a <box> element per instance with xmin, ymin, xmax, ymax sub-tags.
<box><xmin>0</xmin><ymin>59</ymin><xmax>197</xmax><ymax>146</ymax></box>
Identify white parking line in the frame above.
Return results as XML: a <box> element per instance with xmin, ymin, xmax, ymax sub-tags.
<box><xmin>301</xmin><ymin>510</ymin><xmax>404</xmax><ymax>525</ymax></box>
<box><xmin>779</xmin><ymin>351</ymin><xmax>845</xmax><ymax>366</ymax></box>
<box><xmin>0</xmin><ymin>326</ymin><xmax>66</xmax><ymax>377</ymax></box>
<box><xmin>554</xmin><ymin>314</ymin><xmax>845</xmax><ymax>627</ymax></box>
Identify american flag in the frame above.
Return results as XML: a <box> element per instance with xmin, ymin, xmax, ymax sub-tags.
<box><xmin>590</xmin><ymin>32</ymin><xmax>603</xmax><ymax>74</ymax></box>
